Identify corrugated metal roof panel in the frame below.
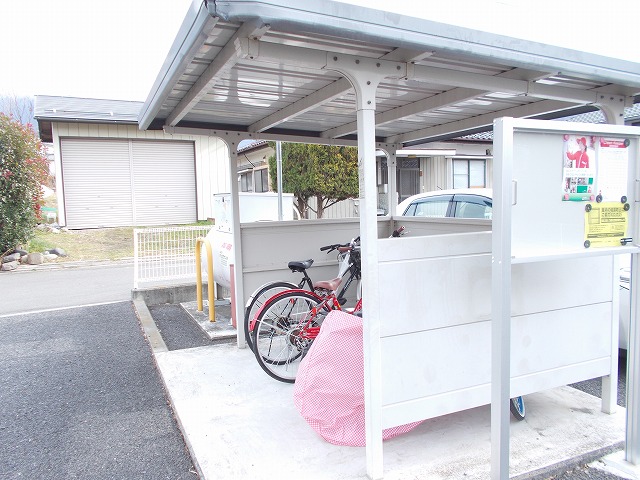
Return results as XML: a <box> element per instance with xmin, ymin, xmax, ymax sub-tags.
<box><xmin>34</xmin><ymin>96</ymin><xmax>142</xmax><ymax>123</ymax></box>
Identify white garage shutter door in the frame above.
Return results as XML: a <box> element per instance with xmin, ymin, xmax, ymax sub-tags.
<box><xmin>132</xmin><ymin>141</ymin><xmax>196</xmax><ymax>226</ymax></box>
<box><xmin>61</xmin><ymin>139</ymin><xmax>133</xmax><ymax>228</ymax></box>
<box><xmin>61</xmin><ymin>138</ymin><xmax>196</xmax><ymax>228</ymax></box>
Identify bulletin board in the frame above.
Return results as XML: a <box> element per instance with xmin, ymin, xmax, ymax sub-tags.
<box><xmin>492</xmin><ymin>117</ymin><xmax>640</xmax><ymax>479</ymax></box>
<box><xmin>507</xmin><ymin>123</ymin><xmax>639</xmax><ymax>259</ymax></box>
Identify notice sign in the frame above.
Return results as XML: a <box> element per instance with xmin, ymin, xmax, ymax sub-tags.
<box><xmin>597</xmin><ymin>137</ymin><xmax>629</xmax><ymax>202</ymax></box>
<box><xmin>584</xmin><ymin>202</ymin><xmax>628</xmax><ymax>248</ymax></box>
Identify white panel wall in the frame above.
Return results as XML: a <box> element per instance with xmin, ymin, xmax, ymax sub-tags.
<box><xmin>376</xmin><ymin>231</ymin><xmax>616</xmax><ymax>429</ymax></box>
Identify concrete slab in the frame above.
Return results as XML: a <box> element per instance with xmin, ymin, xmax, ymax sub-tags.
<box><xmin>155</xmin><ymin>343</ymin><xmax>627</xmax><ymax>480</ymax></box>
<box><xmin>179</xmin><ymin>300</ymin><xmax>235</xmax><ymax>341</ymax></box>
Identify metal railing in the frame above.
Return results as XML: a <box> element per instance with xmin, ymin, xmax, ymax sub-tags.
<box><xmin>133</xmin><ymin>225</ymin><xmax>212</xmax><ymax>289</ymax></box>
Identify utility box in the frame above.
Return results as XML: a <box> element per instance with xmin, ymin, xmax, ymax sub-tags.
<box><xmin>206</xmin><ymin>192</ymin><xmax>295</xmax><ymax>288</ymax></box>
<box><xmin>213</xmin><ymin>192</ymin><xmax>294</xmax><ymax>231</ymax></box>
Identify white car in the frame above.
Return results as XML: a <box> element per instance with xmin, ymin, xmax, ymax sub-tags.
<box><xmin>396</xmin><ymin>188</ymin><xmax>493</xmax><ymax>219</ymax></box>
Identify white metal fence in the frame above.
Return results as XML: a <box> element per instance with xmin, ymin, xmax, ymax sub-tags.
<box><xmin>134</xmin><ymin>226</ymin><xmax>212</xmax><ymax>288</ymax></box>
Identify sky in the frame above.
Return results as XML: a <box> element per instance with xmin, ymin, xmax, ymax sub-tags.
<box><xmin>1</xmin><ymin>0</ymin><xmax>193</xmax><ymax>101</ymax></box>
<box><xmin>1</xmin><ymin>0</ymin><xmax>638</xmax><ymax>103</ymax></box>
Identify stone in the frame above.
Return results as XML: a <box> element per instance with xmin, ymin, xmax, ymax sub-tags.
<box><xmin>13</xmin><ymin>248</ymin><xmax>28</xmax><ymax>256</ymax></box>
<box><xmin>1</xmin><ymin>261</ymin><xmax>19</xmax><ymax>271</ymax></box>
<box><xmin>43</xmin><ymin>253</ymin><xmax>58</xmax><ymax>261</ymax></box>
<box><xmin>2</xmin><ymin>253</ymin><xmax>21</xmax><ymax>263</ymax></box>
<box><xmin>26</xmin><ymin>253</ymin><xmax>44</xmax><ymax>265</ymax></box>
<box><xmin>49</xmin><ymin>247</ymin><xmax>67</xmax><ymax>257</ymax></box>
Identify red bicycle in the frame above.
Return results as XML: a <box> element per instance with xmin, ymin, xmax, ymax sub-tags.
<box><xmin>249</xmin><ymin>229</ymin><xmax>406</xmax><ymax>383</ymax></box>
<box><xmin>249</xmin><ymin>236</ymin><xmax>363</xmax><ymax>383</ymax></box>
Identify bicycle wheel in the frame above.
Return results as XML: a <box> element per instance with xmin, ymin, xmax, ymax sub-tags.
<box><xmin>244</xmin><ymin>281</ymin><xmax>298</xmax><ymax>351</ymax></box>
<box><xmin>510</xmin><ymin>396</ymin><xmax>526</xmax><ymax>420</ymax></box>
<box><xmin>252</xmin><ymin>290</ymin><xmax>324</xmax><ymax>383</ymax></box>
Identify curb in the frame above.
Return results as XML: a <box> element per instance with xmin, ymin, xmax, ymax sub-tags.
<box><xmin>132</xmin><ymin>296</ymin><xmax>205</xmax><ymax>480</ymax></box>
<box><xmin>512</xmin><ymin>442</ymin><xmax>625</xmax><ymax>480</ymax></box>
<box><xmin>1</xmin><ymin>258</ymin><xmax>135</xmax><ymax>273</ymax></box>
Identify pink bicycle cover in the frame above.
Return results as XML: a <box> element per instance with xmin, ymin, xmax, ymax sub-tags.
<box><xmin>293</xmin><ymin>310</ymin><xmax>422</xmax><ymax>446</ymax></box>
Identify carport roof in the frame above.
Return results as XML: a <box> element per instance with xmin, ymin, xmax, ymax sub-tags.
<box><xmin>141</xmin><ymin>1</ymin><xmax>639</xmax><ymax>146</ymax></box>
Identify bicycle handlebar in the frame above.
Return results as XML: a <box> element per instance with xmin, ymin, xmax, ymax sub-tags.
<box><xmin>319</xmin><ymin>228</ymin><xmax>403</xmax><ymax>254</ymax></box>
<box><xmin>320</xmin><ymin>236</ymin><xmax>360</xmax><ymax>254</ymax></box>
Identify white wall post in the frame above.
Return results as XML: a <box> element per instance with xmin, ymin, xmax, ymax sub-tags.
<box><xmin>491</xmin><ymin>117</ymin><xmax>514</xmax><ymax>480</ymax></box>
<box><xmin>220</xmin><ymin>136</ymin><xmax>247</xmax><ymax>348</ymax></box>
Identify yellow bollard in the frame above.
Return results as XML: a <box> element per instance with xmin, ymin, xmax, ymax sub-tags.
<box><xmin>195</xmin><ymin>237</ymin><xmax>215</xmax><ymax>322</ymax></box>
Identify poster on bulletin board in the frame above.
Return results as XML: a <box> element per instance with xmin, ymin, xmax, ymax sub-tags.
<box><xmin>596</xmin><ymin>137</ymin><xmax>629</xmax><ymax>202</ymax></box>
<box><xmin>562</xmin><ymin>135</ymin><xmax>595</xmax><ymax>201</ymax></box>
<box><xmin>562</xmin><ymin>135</ymin><xmax>630</xmax><ymax>202</ymax></box>
<box><xmin>583</xmin><ymin>201</ymin><xmax>629</xmax><ymax>248</ymax></box>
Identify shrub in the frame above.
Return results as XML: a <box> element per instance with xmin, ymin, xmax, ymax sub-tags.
<box><xmin>0</xmin><ymin>114</ymin><xmax>49</xmax><ymax>254</ymax></box>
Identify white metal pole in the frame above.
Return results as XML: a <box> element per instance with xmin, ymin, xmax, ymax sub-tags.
<box><xmin>223</xmin><ymin>139</ymin><xmax>246</xmax><ymax>348</ymax></box>
<box><xmin>386</xmin><ymin>146</ymin><xmax>398</xmax><ymax>216</ymax></box>
<box><xmin>276</xmin><ymin>140</ymin><xmax>283</xmax><ymax>221</ymax></box>
<box><xmin>627</xmin><ymin>251</ymin><xmax>640</xmax><ymax>463</ymax></box>
<box><xmin>491</xmin><ymin>117</ymin><xmax>514</xmax><ymax>480</ymax></box>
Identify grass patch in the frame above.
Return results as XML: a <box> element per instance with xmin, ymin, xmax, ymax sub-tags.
<box><xmin>26</xmin><ymin>222</ymin><xmax>213</xmax><ymax>263</ymax></box>
<box><xmin>28</xmin><ymin>227</ymin><xmax>134</xmax><ymax>262</ymax></box>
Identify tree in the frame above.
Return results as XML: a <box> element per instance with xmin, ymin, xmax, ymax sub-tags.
<box><xmin>0</xmin><ymin>113</ymin><xmax>49</xmax><ymax>254</ymax></box>
<box><xmin>0</xmin><ymin>94</ymin><xmax>36</xmax><ymax>129</ymax></box>
<box><xmin>267</xmin><ymin>142</ymin><xmax>359</xmax><ymax>219</ymax></box>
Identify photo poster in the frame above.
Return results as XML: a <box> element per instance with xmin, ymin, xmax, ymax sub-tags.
<box><xmin>561</xmin><ymin>134</ymin><xmax>630</xmax><ymax>202</ymax></box>
<box><xmin>562</xmin><ymin>134</ymin><xmax>596</xmax><ymax>201</ymax></box>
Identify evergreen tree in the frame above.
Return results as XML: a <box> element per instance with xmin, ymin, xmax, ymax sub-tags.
<box><xmin>268</xmin><ymin>142</ymin><xmax>358</xmax><ymax>219</ymax></box>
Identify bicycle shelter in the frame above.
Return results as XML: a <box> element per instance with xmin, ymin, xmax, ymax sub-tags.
<box><xmin>138</xmin><ymin>1</ymin><xmax>640</xmax><ymax>478</ymax></box>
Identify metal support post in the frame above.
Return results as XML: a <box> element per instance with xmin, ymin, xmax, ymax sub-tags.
<box><xmin>491</xmin><ymin>118</ymin><xmax>515</xmax><ymax>480</ymax></box>
<box><xmin>325</xmin><ymin>54</ymin><xmax>404</xmax><ymax>480</ymax></box>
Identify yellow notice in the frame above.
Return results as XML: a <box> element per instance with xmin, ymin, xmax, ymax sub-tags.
<box><xmin>584</xmin><ymin>201</ymin><xmax>628</xmax><ymax>248</ymax></box>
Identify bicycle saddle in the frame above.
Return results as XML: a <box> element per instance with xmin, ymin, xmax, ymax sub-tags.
<box><xmin>313</xmin><ymin>277</ymin><xmax>342</xmax><ymax>292</ymax></box>
<box><xmin>288</xmin><ymin>259</ymin><xmax>314</xmax><ymax>272</ymax></box>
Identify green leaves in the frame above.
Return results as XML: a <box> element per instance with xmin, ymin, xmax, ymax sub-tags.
<box><xmin>0</xmin><ymin>114</ymin><xmax>49</xmax><ymax>253</ymax></box>
<box><xmin>267</xmin><ymin>142</ymin><xmax>358</xmax><ymax>218</ymax></box>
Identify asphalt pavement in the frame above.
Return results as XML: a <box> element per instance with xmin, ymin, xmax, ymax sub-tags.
<box><xmin>0</xmin><ymin>261</ymin><xmax>199</xmax><ymax>479</ymax></box>
<box><xmin>0</xmin><ymin>301</ymin><xmax>197</xmax><ymax>479</ymax></box>
<box><xmin>0</xmin><ymin>261</ymin><xmax>134</xmax><ymax>316</ymax></box>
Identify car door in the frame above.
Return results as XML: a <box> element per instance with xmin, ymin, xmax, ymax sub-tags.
<box><xmin>404</xmin><ymin>194</ymin><xmax>454</xmax><ymax>217</ymax></box>
<box><xmin>450</xmin><ymin>194</ymin><xmax>492</xmax><ymax>219</ymax></box>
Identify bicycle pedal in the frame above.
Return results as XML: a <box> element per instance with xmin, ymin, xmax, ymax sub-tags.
<box><xmin>337</xmin><ymin>297</ymin><xmax>347</xmax><ymax>306</ymax></box>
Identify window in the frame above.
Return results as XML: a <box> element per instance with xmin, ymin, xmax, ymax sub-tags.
<box><xmin>453</xmin><ymin>159</ymin><xmax>486</xmax><ymax>188</ymax></box>
<box><xmin>255</xmin><ymin>168</ymin><xmax>269</xmax><ymax>193</ymax></box>
<box><xmin>240</xmin><ymin>171</ymin><xmax>253</xmax><ymax>192</ymax></box>
<box><xmin>451</xmin><ymin>194</ymin><xmax>492</xmax><ymax>219</ymax></box>
<box><xmin>405</xmin><ymin>195</ymin><xmax>453</xmax><ymax>217</ymax></box>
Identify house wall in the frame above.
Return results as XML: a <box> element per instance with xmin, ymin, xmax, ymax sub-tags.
<box><xmin>51</xmin><ymin>122</ymin><xmax>230</xmax><ymax>225</ymax></box>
